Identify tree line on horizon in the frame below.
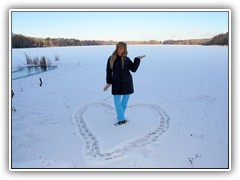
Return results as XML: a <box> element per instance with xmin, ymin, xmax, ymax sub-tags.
<box><xmin>11</xmin><ymin>32</ymin><xmax>228</xmax><ymax>48</ymax></box>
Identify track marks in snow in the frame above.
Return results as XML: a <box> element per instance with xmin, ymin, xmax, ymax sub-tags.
<box><xmin>73</xmin><ymin>102</ymin><xmax>170</xmax><ymax>160</ymax></box>
<box><xmin>38</xmin><ymin>155</ymin><xmax>74</xmax><ymax>168</ymax></box>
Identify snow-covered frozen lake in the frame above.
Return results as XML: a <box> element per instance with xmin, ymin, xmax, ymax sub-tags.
<box><xmin>10</xmin><ymin>45</ymin><xmax>229</xmax><ymax>170</ymax></box>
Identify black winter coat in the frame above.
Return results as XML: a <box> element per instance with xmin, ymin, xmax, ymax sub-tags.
<box><xmin>106</xmin><ymin>55</ymin><xmax>140</xmax><ymax>95</ymax></box>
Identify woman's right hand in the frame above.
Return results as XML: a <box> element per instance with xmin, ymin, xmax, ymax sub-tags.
<box><xmin>103</xmin><ymin>84</ymin><xmax>111</xmax><ymax>91</ymax></box>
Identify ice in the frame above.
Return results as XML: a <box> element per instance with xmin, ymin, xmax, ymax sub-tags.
<box><xmin>11</xmin><ymin>45</ymin><xmax>229</xmax><ymax>169</ymax></box>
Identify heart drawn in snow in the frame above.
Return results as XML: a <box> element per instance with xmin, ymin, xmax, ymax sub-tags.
<box><xmin>74</xmin><ymin>102</ymin><xmax>170</xmax><ymax>160</ymax></box>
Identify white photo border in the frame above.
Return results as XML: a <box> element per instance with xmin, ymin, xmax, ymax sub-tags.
<box><xmin>9</xmin><ymin>8</ymin><xmax>231</xmax><ymax>172</ymax></box>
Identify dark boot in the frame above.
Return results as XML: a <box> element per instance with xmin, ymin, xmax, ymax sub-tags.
<box><xmin>114</xmin><ymin>120</ymin><xmax>127</xmax><ymax>126</ymax></box>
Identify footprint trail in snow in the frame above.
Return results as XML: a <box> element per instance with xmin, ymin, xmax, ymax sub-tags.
<box><xmin>73</xmin><ymin>102</ymin><xmax>170</xmax><ymax>160</ymax></box>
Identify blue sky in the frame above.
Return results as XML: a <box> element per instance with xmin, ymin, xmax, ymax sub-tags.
<box><xmin>11</xmin><ymin>11</ymin><xmax>229</xmax><ymax>41</ymax></box>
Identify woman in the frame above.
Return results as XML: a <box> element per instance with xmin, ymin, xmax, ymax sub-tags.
<box><xmin>103</xmin><ymin>42</ymin><xmax>145</xmax><ymax>126</ymax></box>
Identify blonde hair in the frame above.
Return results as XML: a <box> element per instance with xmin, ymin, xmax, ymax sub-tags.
<box><xmin>110</xmin><ymin>42</ymin><xmax>128</xmax><ymax>69</ymax></box>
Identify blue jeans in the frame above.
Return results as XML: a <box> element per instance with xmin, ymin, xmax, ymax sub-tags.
<box><xmin>113</xmin><ymin>94</ymin><xmax>130</xmax><ymax>122</ymax></box>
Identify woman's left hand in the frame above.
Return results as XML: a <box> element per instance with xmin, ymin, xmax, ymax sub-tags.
<box><xmin>137</xmin><ymin>55</ymin><xmax>146</xmax><ymax>59</ymax></box>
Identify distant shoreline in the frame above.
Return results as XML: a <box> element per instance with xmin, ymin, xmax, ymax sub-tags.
<box><xmin>11</xmin><ymin>32</ymin><xmax>229</xmax><ymax>48</ymax></box>
<box><xmin>11</xmin><ymin>44</ymin><xmax>228</xmax><ymax>50</ymax></box>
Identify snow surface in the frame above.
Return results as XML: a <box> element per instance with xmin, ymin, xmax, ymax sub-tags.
<box><xmin>11</xmin><ymin>45</ymin><xmax>229</xmax><ymax>169</ymax></box>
